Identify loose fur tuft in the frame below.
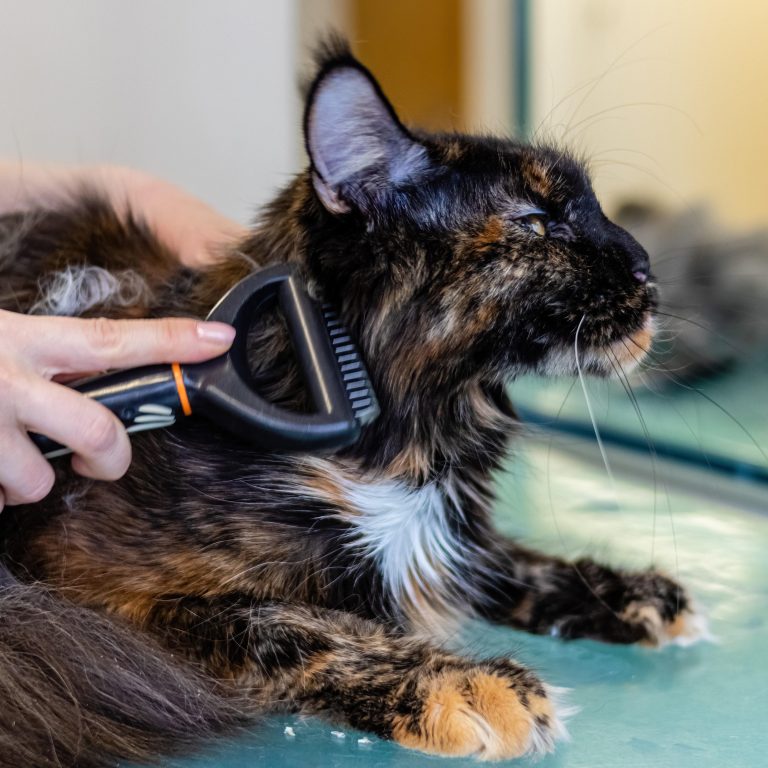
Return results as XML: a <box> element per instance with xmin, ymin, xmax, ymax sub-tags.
<box><xmin>29</xmin><ymin>265</ymin><xmax>150</xmax><ymax>316</ymax></box>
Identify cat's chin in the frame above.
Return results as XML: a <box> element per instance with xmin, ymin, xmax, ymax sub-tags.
<box><xmin>530</xmin><ymin>314</ymin><xmax>656</xmax><ymax>378</ymax></box>
<box><xmin>607</xmin><ymin>314</ymin><xmax>656</xmax><ymax>373</ymax></box>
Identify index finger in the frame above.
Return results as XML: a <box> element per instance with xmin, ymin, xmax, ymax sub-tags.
<box><xmin>17</xmin><ymin>315</ymin><xmax>236</xmax><ymax>376</ymax></box>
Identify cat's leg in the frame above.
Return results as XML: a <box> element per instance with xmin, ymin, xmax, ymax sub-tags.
<box><xmin>474</xmin><ymin>539</ymin><xmax>707</xmax><ymax>646</ymax></box>
<box><xmin>146</xmin><ymin>596</ymin><xmax>567</xmax><ymax>760</ymax></box>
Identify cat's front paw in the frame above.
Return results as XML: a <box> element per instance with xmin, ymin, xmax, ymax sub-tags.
<box><xmin>554</xmin><ymin>562</ymin><xmax>709</xmax><ymax>647</ymax></box>
<box><xmin>617</xmin><ymin>572</ymin><xmax>710</xmax><ymax>647</ymax></box>
<box><xmin>390</xmin><ymin>659</ymin><xmax>570</xmax><ymax>761</ymax></box>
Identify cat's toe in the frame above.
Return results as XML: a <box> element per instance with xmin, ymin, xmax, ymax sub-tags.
<box><xmin>547</xmin><ymin>564</ymin><xmax>710</xmax><ymax>646</ymax></box>
<box><xmin>621</xmin><ymin>601</ymin><xmax>712</xmax><ymax>648</ymax></box>
<box><xmin>616</xmin><ymin>570</ymin><xmax>712</xmax><ymax>648</ymax></box>
<box><xmin>391</xmin><ymin>662</ymin><xmax>571</xmax><ymax>760</ymax></box>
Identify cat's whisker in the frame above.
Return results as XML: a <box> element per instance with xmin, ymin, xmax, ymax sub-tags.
<box><xmin>588</xmin><ymin>146</ymin><xmax>664</xmax><ymax>170</ymax></box>
<box><xmin>588</xmin><ymin>158</ymin><xmax>686</xmax><ymax>203</ymax></box>
<box><xmin>606</xmin><ymin>347</ymin><xmax>663</xmax><ymax>567</ymax></box>
<box><xmin>633</xmin><ymin>356</ymin><xmax>721</xmax><ymax>478</ymax></box>
<box><xmin>533</xmin><ymin>52</ymin><xmax>663</xmax><ymax>141</ymax></box>
<box><xmin>627</xmin><ymin>334</ymin><xmax>701</xmax><ymax>375</ymax></box>
<box><xmin>557</xmin><ymin>24</ymin><xmax>673</xmax><ymax>139</ymax></box>
<box><xmin>614</xmin><ymin>347</ymin><xmax>707</xmax><ymax>614</ymax></box>
<box><xmin>564</xmin><ymin>100</ymin><xmax>702</xmax><ymax>140</ymax></box>
<box><xmin>544</xmin><ymin>378</ymin><xmax>578</xmax><ymax>548</ymax></box>
<box><xmin>575</xmin><ymin>315</ymin><xmax>617</xmax><ymax>495</ymax></box>
<box><xmin>543</xmin><ymin>374</ymin><xmax>622</xmax><ymax>619</ymax></box>
<box><xmin>653</xmin><ymin>310</ymin><xmax>748</xmax><ymax>357</ymax></box>
<box><xmin>625</xmin><ymin>337</ymin><xmax>768</xmax><ymax>468</ymax></box>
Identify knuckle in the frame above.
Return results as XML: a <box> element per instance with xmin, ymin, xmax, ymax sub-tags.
<box><xmin>79</xmin><ymin>409</ymin><xmax>121</xmax><ymax>455</ymax></box>
<box><xmin>85</xmin><ymin>317</ymin><xmax>124</xmax><ymax>359</ymax></box>
<box><xmin>0</xmin><ymin>370</ymin><xmax>13</xmax><ymax>399</ymax></box>
<box><xmin>154</xmin><ymin>318</ymin><xmax>186</xmax><ymax>350</ymax></box>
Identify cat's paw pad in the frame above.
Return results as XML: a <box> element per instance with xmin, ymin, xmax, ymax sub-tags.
<box><xmin>391</xmin><ymin>662</ymin><xmax>571</xmax><ymax>761</ymax></box>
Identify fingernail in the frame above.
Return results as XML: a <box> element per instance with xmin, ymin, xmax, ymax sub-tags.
<box><xmin>196</xmin><ymin>321</ymin><xmax>236</xmax><ymax>345</ymax></box>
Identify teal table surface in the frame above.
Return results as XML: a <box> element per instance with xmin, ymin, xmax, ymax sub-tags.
<box><xmin>510</xmin><ymin>356</ymin><xmax>768</xmax><ymax>478</ymax></box>
<box><xmin>166</xmin><ymin>438</ymin><xmax>768</xmax><ymax>768</ymax></box>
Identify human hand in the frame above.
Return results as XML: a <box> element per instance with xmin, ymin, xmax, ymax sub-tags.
<box><xmin>96</xmin><ymin>165</ymin><xmax>249</xmax><ymax>267</ymax></box>
<box><xmin>0</xmin><ymin>162</ymin><xmax>248</xmax><ymax>267</ymax></box>
<box><xmin>0</xmin><ymin>311</ymin><xmax>235</xmax><ymax>509</ymax></box>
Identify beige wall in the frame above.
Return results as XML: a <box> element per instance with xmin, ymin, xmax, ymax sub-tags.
<box><xmin>12</xmin><ymin>0</ymin><xmax>753</xmax><ymax>227</ymax></box>
<box><xmin>299</xmin><ymin>0</ymin><xmax>512</xmax><ymax>134</ymax></box>
<box><xmin>0</xmin><ymin>0</ymin><xmax>300</xmax><ymax>222</ymax></box>
<box><xmin>531</xmin><ymin>0</ymin><xmax>768</xmax><ymax>227</ymax></box>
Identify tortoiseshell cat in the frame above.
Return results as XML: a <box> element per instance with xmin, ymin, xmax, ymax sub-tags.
<box><xmin>0</xmin><ymin>42</ymin><xmax>706</xmax><ymax>767</ymax></box>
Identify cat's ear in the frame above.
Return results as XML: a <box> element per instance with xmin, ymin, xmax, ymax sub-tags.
<box><xmin>304</xmin><ymin>51</ymin><xmax>431</xmax><ymax>215</ymax></box>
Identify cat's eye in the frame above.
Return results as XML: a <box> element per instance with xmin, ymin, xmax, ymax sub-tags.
<box><xmin>519</xmin><ymin>214</ymin><xmax>548</xmax><ymax>237</ymax></box>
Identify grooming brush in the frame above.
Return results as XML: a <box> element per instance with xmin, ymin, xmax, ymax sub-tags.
<box><xmin>32</xmin><ymin>264</ymin><xmax>379</xmax><ymax>458</ymax></box>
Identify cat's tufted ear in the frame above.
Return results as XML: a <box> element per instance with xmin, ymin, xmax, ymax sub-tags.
<box><xmin>304</xmin><ymin>54</ymin><xmax>431</xmax><ymax>215</ymax></box>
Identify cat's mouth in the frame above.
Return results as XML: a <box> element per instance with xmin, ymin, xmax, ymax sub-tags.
<box><xmin>543</xmin><ymin>312</ymin><xmax>656</xmax><ymax>378</ymax></box>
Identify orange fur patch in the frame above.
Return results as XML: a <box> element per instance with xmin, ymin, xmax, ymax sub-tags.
<box><xmin>610</xmin><ymin>316</ymin><xmax>655</xmax><ymax>369</ymax></box>
<box><xmin>440</xmin><ymin>140</ymin><xmax>465</xmax><ymax>163</ymax></box>
<box><xmin>392</xmin><ymin>669</ymin><xmax>552</xmax><ymax>760</ymax></box>
<box><xmin>664</xmin><ymin>613</ymin><xmax>690</xmax><ymax>638</ymax></box>
<box><xmin>522</xmin><ymin>158</ymin><xmax>554</xmax><ymax>197</ymax></box>
<box><xmin>473</xmin><ymin>217</ymin><xmax>504</xmax><ymax>250</ymax></box>
<box><xmin>388</xmin><ymin>443</ymin><xmax>433</xmax><ymax>483</ymax></box>
<box><xmin>301</xmin><ymin>468</ymin><xmax>348</xmax><ymax>509</ymax></box>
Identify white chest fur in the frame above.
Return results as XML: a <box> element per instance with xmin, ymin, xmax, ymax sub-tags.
<box><xmin>335</xmin><ymin>475</ymin><xmax>480</xmax><ymax>632</ymax></box>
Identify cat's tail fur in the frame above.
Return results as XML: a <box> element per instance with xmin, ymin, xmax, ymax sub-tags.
<box><xmin>0</xmin><ymin>565</ymin><xmax>247</xmax><ymax>768</ymax></box>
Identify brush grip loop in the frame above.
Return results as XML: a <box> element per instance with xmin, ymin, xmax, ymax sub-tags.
<box><xmin>194</xmin><ymin>264</ymin><xmax>361</xmax><ymax>451</ymax></box>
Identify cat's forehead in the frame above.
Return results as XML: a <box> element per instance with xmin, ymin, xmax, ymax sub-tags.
<box><xmin>431</xmin><ymin>134</ymin><xmax>593</xmax><ymax>208</ymax></box>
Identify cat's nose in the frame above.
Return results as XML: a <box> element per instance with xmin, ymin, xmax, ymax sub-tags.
<box><xmin>604</xmin><ymin>219</ymin><xmax>650</xmax><ymax>285</ymax></box>
<box><xmin>629</xmin><ymin>246</ymin><xmax>650</xmax><ymax>284</ymax></box>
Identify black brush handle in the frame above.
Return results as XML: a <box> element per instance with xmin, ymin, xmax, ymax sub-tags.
<box><xmin>279</xmin><ymin>276</ymin><xmax>348</xmax><ymax>417</ymax></box>
<box><xmin>31</xmin><ymin>365</ymin><xmax>186</xmax><ymax>459</ymax></box>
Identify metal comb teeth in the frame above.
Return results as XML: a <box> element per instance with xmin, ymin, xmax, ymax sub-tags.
<box><xmin>322</xmin><ymin>304</ymin><xmax>379</xmax><ymax>426</ymax></box>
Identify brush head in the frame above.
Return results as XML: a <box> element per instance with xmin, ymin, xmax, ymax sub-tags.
<box><xmin>321</xmin><ymin>304</ymin><xmax>379</xmax><ymax>427</ymax></box>
<box><xmin>183</xmin><ymin>265</ymin><xmax>379</xmax><ymax>452</ymax></box>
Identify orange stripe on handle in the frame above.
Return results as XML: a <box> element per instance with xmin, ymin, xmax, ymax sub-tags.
<box><xmin>171</xmin><ymin>362</ymin><xmax>192</xmax><ymax>416</ymax></box>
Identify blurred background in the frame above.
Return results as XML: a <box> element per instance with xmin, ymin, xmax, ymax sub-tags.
<box><xmin>3</xmin><ymin>0</ymin><xmax>765</xmax><ymax>225</ymax></box>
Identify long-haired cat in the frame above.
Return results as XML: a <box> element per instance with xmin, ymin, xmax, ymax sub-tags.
<box><xmin>0</xmin><ymin>41</ymin><xmax>706</xmax><ymax>767</ymax></box>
